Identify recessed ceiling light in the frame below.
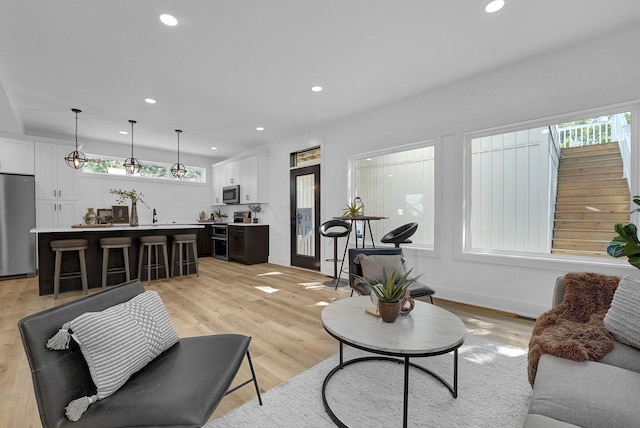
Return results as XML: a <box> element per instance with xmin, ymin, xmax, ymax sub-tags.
<box><xmin>119</xmin><ymin>131</ymin><xmax>128</xmax><ymax>135</ymax></box>
<box><xmin>485</xmin><ymin>0</ymin><xmax>505</xmax><ymax>13</ymax></box>
<box><xmin>256</xmin><ymin>127</ymin><xmax>265</xmax><ymax>131</ymax></box>
<box><xmin>160</xmin><ymin>14</ymin><xmax>178</xmax><ymax>26</ymax></box>
<box><xmin>311</xmin><ymin>85</ymin><xmax>323</xmax><ymax>92</ymax></box>
<box><xmin>144</xmin><ymin>98</ymin><xmax>157</xmax><ymax>104</ymax></box>
<box><xmin>210</xmin><ymin>146</ymin><xmax>218</xmax><ymax>150</ymax></box>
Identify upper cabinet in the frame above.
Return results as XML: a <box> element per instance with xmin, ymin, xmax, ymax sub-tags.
<box><xmin>0</xmin><ymin>138</ymin><xmax>34</xmax><ymax>175</ymax></box>
<box><xmin>35</xmin><ymin>143</ymin><xmax>77</xmax><ymax>201</ymax></box>
<box><xmin>212</xmin><ymin>155</ymin><xmax>269</xmax><ymax>205</ymax></box>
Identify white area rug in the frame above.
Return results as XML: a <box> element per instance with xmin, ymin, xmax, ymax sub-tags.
<box><xmin>206</xmin><ymin>335</ymin><xmax>531</xmax><ymax>427</ymax></box>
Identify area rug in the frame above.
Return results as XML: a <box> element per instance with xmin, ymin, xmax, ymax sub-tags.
<box><xmin>205</xmin><ymin>335</ymin><xmax>531</xmax><ymax>427</ymax></box>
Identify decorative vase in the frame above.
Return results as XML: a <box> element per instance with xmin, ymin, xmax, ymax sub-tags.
<box><xmin>130</xmin><ymin>202</ymin><xmax>138</xmax><ymax>227</ymax></box>
<box><xmin>378</xmin><ymin>300</ymin><xmax>401</xmax><ymax>323</ymax></box>
<box><xmin>84</xmin><ymin>208</ymin><xmax>97</xmax><ymax>225</ymax></box>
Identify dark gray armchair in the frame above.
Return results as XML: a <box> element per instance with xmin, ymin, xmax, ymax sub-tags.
<box><xmin>348</xmin><ymin>247</ymin><xmax>435</xmax><ymax>303</ymax></box>
<box><xmin>18</xmin><ymin>279</ymin><xmax>262</xmax><ymax>428</ymax></box>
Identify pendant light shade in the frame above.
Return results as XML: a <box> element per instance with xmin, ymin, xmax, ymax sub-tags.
<box><xmin>64</xmin><ymin>108</ymin><xmax>88</xmax><ymax>169</ymax></box>
<box><xmin>170</xmin><ymin>129</ymin><xmax>187</xmax><ymax>178</ymax></box>
<box><xmin>123</xmin><ymin>119</ymin><xmax>141</xmax><ymax>174</ymax></box>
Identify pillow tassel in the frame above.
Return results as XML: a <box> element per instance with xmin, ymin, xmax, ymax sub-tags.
<box><xmin>65</xmin><ymin>394</ymin><xmax>98</xmax><ymax>422</ymax></box>
<box><xmin>46</xmin><ymin>322</ymin><xmax>71</xmax><ymax>350</ymax></box>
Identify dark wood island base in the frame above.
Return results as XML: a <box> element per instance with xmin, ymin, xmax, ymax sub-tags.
<box><xmin>32</xmin><ymin>225</ymin><xmax>203</xmax><ymax>296</ymax></box>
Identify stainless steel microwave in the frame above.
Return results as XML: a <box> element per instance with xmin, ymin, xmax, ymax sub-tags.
<box><xmin>222</xmin><ymin>185</ymin><xmax>240</xmax><ymax>204</ymax></box>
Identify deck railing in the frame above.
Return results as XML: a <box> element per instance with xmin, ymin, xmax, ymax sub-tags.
<box><xmin>558</xmin><ymin>120</ymin><xmax>612</xmax><ymax>148</ymax></box>
<box><xmin>556</xmin><ymin>112</ymin><xmax>631</xmax><ymax>186</ymax></box>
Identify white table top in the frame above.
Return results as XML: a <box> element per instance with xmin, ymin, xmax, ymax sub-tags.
<box><xmin>322</xmin><ymin>296</ymin><xmax>466</xmax><ymax>356</ymax></box>
<box><xmin>30</xmin><ymin>224</ymin><xmax>204</xmax><ymax>233</ymax></box>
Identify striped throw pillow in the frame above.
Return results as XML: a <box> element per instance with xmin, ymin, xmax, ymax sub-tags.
<box><xmin>604</xmin><ymin>275</ymin><xmax>640</xmax><ymax>349</ymax></box>
<box><xmin>46</xmin><ymin>290</ymin><xmax>179</xmax><ymax>420</ymax></box>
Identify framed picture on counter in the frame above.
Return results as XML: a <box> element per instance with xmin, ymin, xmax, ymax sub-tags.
<box><xmin>112</xmin><ymin>205</ymin><xmax>129</xmax><ymax>224</ymax></box>
<box><xmin>97</xmin><ymin>208</ymin><xmax>113</xmax><ymax>224</ymax></box>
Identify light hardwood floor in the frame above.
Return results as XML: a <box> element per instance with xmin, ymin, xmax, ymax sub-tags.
<box><xmin>0</xmin><ymin>257</ymin><xmax>535</xmax><ymax>427</ymax></box>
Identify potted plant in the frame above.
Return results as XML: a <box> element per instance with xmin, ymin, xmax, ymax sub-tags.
<box><xmin>110</xmin><ymin>188</ymin><xmax>147</xmax><ymax>227</ymax></box>
<box><xmin>607</xmin><ymin>196</ymin><xmax>640</xmax><ymax>269</ymax></box>
<box><xmin>212</xmin><ymin>208</ymin><xmax>228</xmax><ymax>223</ymax></box>
<box><xmin>342</xmin><ymin>200</ymin><xmax>363</xmax><ymax>217</ymax></box>
<box><xmin>357</xmin><ymin>268</ymin><xmax>421</xmax><ymax>322</ymax></box>
<box><xmin>249</xmin><ymin>204</ymin><xmax>262</xmax><ymax>223</ymax></box>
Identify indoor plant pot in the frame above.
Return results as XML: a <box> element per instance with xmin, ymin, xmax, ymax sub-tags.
<box><xmin>357</xmin><ymin>268</ymin><xmax>420</xmax><ymax>323</ymax></box>
<box><xmin>377</xmin><ymin>300</ymin><xmax>401</xmax><ymax>322</ymax></box>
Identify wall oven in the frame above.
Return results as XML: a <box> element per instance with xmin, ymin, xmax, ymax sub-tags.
<box><xmin>222</xmin><ymin>185</ymin><xmax>240</xmax><ymax>204</ymax></box>
<box><xmin>212</xmin><ymin>223</ymin><xmax>228</xmax><ymax>260</ymax></box>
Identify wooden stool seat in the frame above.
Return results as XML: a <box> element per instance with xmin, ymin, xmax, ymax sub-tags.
<box><xmin>138</xmin><ymin>235</ymin><xmax>169</xmax><ymax>285</ymax></box>
<box><xmin>171</xmin><ymin>234</ymin><xmax>199</xmax><ymax>279</ymax></box>
<box><xmin>50</xmin><ymin>239</ymin><xmax>89</xmax><ymax>299</ymax></box>
<box><xmin>99</xmin><ymin>237</ymin><xmax>132</xmax><ymax>289</ymax></box>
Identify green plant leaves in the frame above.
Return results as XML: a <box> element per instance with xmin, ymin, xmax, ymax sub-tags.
<box><xmin>356</xmin><ymin>268</ymin><xmax>421</xmax><ymax>302</ymax></box>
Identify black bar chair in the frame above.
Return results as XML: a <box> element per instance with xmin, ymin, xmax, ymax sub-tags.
<box><xmin>381</xmin><ymin>223</ymin><xmax>418</xmax><ymax>248</ymax></box>
<box><xmin>319</xmin><ymin>220</ymin><xmax>351</xmax><ymax>287</ymax></box>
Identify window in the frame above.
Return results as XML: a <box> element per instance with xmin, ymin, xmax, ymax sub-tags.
<box><xmin>83</xmin><ymin>155</ymin><xmax>205</xmax><ymax>183</ymax></box>
<box><xmin>466</xmin><ymin>109</ymin><xmax>632</xmax><ymax>258</ymax></box>
<box><xmin>353</xmin><ymin>143</ymin><xmax>435</xmax><ymax>247</ymax></box>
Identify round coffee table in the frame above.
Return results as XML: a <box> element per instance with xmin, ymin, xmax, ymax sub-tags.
<box><xmin>321</xmin><ymin>296</ymin><xmax>466</xmax><ymax>428</ymax></box>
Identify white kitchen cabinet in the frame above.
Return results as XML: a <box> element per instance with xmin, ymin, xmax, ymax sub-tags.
<box><xmin>35</xmin><ymin>143</ymin><xmax>76</xmax><ymax>200</ymax></box>
<box><xmin>239</xmin><ymin>156</ymin><xmax>269</xmax><ymax>204</ymax></box>
<box><xmin>211</xmin><ymin>166</ymin><xmax>224</xmax><ymax>205</ymax></box>
<box><xmin>211</xmin><ymin>154</ymin><xmax>270</xmax><ymax>206</ymax></box>
<box><xmin>0</xmin><ymin>138</ymin><xmax>34</xmax><ymax>174</ymax></box>
<box><xmin>224</xmin><ymin>162</ymin><xmax>239</xmax><ymax>185</ymax></box>
<box><xmin>35</xmin><ymin>143</ymin><xmax>78</xmax><ymax>227</ymax></box>
<box><xmin>36</xmin><ymin>200</ymin><xmax>77</xmax><ymax>228</ymax></box>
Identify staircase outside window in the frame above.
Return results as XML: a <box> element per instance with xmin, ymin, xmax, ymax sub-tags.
<box><xmin>467</xmin><ymin>110</ymin><xmax>632</xmax><ymax>259</ymax></box>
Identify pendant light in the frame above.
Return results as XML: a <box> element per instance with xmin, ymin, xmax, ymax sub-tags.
<box><xmin>123</xmin><ymin>119</ymin><xmax>141</xmax><ymax>174</ymax></box>
<box><xmin>64</xmin><ymin>108</ymin><xmax>88</xmax><ymax>169</ymax></box>
<box><xmin>170</xmin><ymin>129</ymin><xmax>187</xmax><ymax>178</ymax></box>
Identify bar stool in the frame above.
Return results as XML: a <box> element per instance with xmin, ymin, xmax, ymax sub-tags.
<box><xmin>99</xmin><ymin>237</ymin><xmax>132</xmax><ymax>288</ymax></box>
<box><xmin>138</xmin><ymin>235</ymin><xmax>170</xmax><ymax>285</ymax></box>
<box><xmin>50</xmin><ymin>239</ymin><xmax>89</xmax><ymax>299</ymax></box>
<box><xmin>171</xmin><ymin>234</ymin><xmax>199</xmax><ymax>279</ymax></box>
<box><xmin>319</xmin><ymin>220</ymin><xmax>351</xmax><ymax>288</ymax></box>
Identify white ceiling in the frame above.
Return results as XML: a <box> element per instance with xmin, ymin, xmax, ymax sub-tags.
<box><xmin>1</xmin><ymin>0</ymin><xmax>640</xmax><ymax>159</ymax></box>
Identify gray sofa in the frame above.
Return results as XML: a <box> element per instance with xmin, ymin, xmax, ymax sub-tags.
<box><xmin>524</xmin><ymin>277</ymin><xmax>640</xmax><ymax>427</ymax></box>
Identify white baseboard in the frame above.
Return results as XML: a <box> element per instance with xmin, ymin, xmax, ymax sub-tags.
<box><xmin>434</xmin><ymin>286</ymin><xmax>547</xmax><ymax>319</ymax></box>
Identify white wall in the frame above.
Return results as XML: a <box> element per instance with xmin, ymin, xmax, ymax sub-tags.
<box><xmin>0</xmin><ymin>131</ymin><xmax>219</xmax><ymax>225</ymax></box>
<box><xmin>263</xmin><ymin>24</ymin><xmax>640</xmax><ymax>318</ymax></box>
<box><xmin>73</xmin><ymin>138</ymin><xmax>216</xmax><ymax>224</ymax></box>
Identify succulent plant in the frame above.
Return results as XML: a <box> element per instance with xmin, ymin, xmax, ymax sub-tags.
<box><xmin>356</xmin><ymin>268</ymin><xmax>421</xmax><ymax>302</ymax></box>
<box><xmin>342</xmin><ymin>201</ymin><xmax>363</xmax><ymax>217</ymax></box>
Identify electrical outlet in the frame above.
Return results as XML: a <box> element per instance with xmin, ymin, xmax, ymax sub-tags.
<box><xmin>505</xmin><ymin>270</ymin><xmax>515</xmax><ymax>282</ymax></box>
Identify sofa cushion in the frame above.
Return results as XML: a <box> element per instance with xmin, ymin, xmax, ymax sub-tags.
<box><xmin>353</xmin><ymin>253</ymin><xmax>405</xmax><ymax>284</ymax></box>
<box><xmin>46</xmin><ymin>290</ymin><xmax>179</xmax><ymax>420</ymax></box>
<box><xmin>529</xmin><ymin>354</ymin><xmax>640</xmax><ymax>428</ymax></box>
<box><xmin>599</xmin><ymin>340</ymin><xmax>640</xmax><ymax>374</ymax></box>
<box><xmin>604</xmin><ymin>275</ymin><xmax>640</xmax><ymax>349</ymax></box>
<box><xmin>523</xmin><ymin>414</ymin><xmax>580</xmax><ymax>428</ymax></box>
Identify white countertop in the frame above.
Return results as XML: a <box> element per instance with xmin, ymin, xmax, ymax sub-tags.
<box><xmin>30</xmin><ymin>224</ymin><xmax>204</xmax><ymax>233</ymax></box>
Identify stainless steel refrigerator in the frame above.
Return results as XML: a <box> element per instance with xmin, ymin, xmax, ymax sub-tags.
<box><xmin>0</xmin><ymin>173</ymin><xmax>36</xmax><ymax>279</ymax></box>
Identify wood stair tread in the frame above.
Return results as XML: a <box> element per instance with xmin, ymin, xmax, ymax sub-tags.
<box><xmin>552</xmin><ymin>142</ymin><xmax>629</xmax><ymax>256</ymax></box>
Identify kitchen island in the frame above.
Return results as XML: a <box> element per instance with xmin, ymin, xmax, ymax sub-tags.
<box><xmin>30</xmin><ymin>224</ymin><xmax>203</xmax><ymax>296</ymax></box>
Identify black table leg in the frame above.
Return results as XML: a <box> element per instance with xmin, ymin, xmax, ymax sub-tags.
<box><xmin>403</xmin><ymin>356</ymin><xmax>409</xmax><ymax>428</ymax></box>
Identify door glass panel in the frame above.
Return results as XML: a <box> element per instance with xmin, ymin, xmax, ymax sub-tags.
<box><xmin>296</xmin><ymin>173</ymin><xmax>315</xmax><ymax>257</ymax></box>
